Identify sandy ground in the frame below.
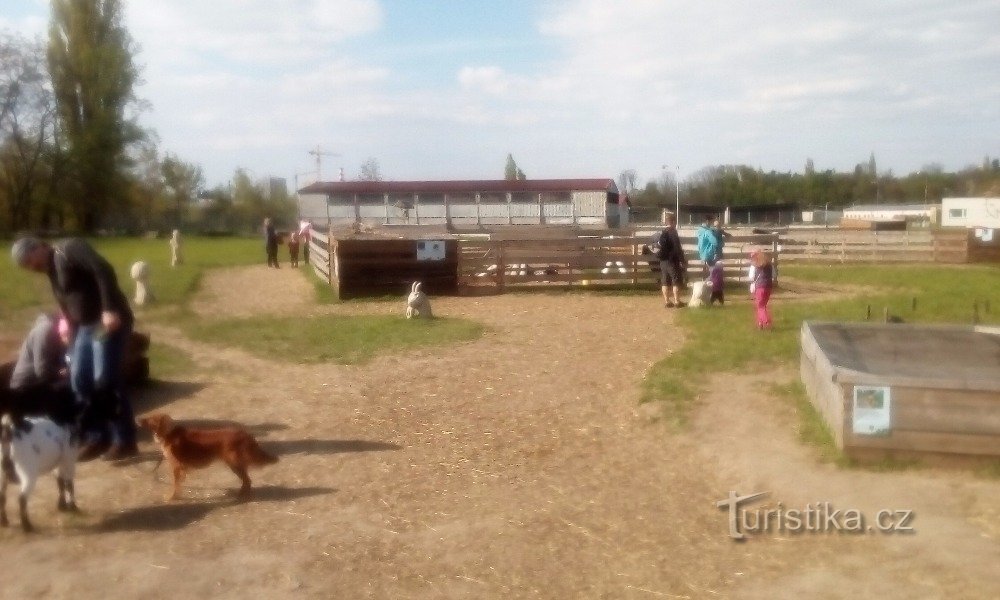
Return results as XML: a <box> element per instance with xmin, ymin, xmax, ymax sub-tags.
<box><xmin>0</xmin><ymin>264</ymin><xmax>997</xmax><ymax>599</ymax></box>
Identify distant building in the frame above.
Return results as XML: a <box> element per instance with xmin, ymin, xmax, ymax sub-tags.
<box><xmin>297</xmin><ymin>179</ymin><xmax>625</xmax><ymax>228</ymax></box>
<box><xmin>265</xmin><ymin>177</ymin><xmax>288</xmax><ymax>200</ymax></box>
<box><xmin>801</xmin><ymin>209</ymin><xmax>843</xmax><ymax>226</ymax></box>
<box><xmin>842</xmin><ymin>203</ymin><xmax>939</xmax><ymax>225</ymax></box>
<box><xmin>941</xmin><ymin>197</ymin><xmax>1000</xmax><ymax>228</ymax></box>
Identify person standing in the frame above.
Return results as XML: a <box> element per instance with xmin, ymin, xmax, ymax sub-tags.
<box><xmin>287</xmin><ymin>231</ymin><xmax>300</xmax><ymax>268</ymax></box>
<box><xmin>264</xmin><ymin>217</ymin><xmax>279</xmax><ymax>268</ymax></box>
<box><xmin>11</xmin><ymin>237</ymin><xmax>139</xmax><ymax>459</ymax></box>
<box><xmin>656</xmin><ymin>213</ymin><xmax>687</xmax><ymax>308</ymax></box>
<box><xmin>712</xmin><ymin>218</ymin><xmax>732</xmax><ymax>259</ymax></box>
<box><xmin>708</xmin><ymin>260</ymin><xmax>725</xmax><ymax>306</ymax></box>
<box><xmin>750</xmin><ymin>250</ymin><xmax>774</xmax><ymax>330</ymax></box>
<box><xmin>299</xmin><ymin>219</ymin><xmax>312</xmax><ymax>265</ymax></box>
<box><xmin>696</xmin><ymin>214</ymin><xmax>720</xmax><ymax>275</ymax></box>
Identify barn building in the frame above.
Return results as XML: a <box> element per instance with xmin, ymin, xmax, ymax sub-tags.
<box><xmin>297</xmin><ymin>179</ymin><xmax>626</xmax><ymax>228</ymax></box>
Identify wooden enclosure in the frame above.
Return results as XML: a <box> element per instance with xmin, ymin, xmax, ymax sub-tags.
<box><xmin>800</xmin><ymin>322</ymin><xmax>1000</xmax><ymax>460</ymax></box>
<box><xmin>308</xmin><ymin>226</ymin><xmax>778</xmax><ymax>298</ymax></box>
<box><xmin>308</xmin><ymin>230</ymin><xmax>458</xmax><ymax>299</ymax></box>
<box><xmin>457</xmin><ymin>230</ymin><xmax>777</xmax><ymax>291</ymax></box>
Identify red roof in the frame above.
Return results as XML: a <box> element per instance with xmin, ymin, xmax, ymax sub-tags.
<box><xmin>299</xmin><ymin>178</ymin><xmax>617</xmax><ymax>195</ymax></box>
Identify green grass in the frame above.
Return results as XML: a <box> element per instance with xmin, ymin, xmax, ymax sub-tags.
<box><xmin>184</xmin><ymin>314</ymin><xmax>484</xmax><ymax>365</ymax></box>
<box><xmin>769</xmin><ymin>380</ymin><xmax>845</xmax><ymax>465</ymax></box>
<box><xmin>641</xmin><ymin>264</ymin><xmax>1000</xmax><ymax>427</ymax></box>
<box><xmin>147</xmin><ymin>341</ymin><xmax>198</xmax><ymax>380</ymax></box>
<box><xmin>2</xmin><ymin>237</ymin><xmax>487</xmax><ymax>368</ymax></box>
<box><xmin>0</xmin><ymin>236</ymin><xmax>262</xmax><ymax>328</ymax></box>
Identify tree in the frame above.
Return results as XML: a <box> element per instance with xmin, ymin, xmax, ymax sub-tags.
<box><xmin>358</xmin><ymin>157</ymin><xmax>382</xmax><ymax>181</ymax></box>
<box><xmin>0</xmin><ymin>33</ymin><xmax>57</xmax><ymax>232</ymax></box>
<box><xmin>48</xmin><ymin>0</ymin><xmax>144</xmax><ymax>232</ymax></box>
<box><xmin>617</xmin><ymin>169</ymin><xmax>637</xmax><ymax>195</ymax></box>
<box><xmin>160</xmin><ymin>153</ymin><xmax>203</xmax><ymax>229</ymax></box>
<box><xmin>504</xmin><ymin>153</ymin><xmax>526</xmax><ymax>180</ymax></box>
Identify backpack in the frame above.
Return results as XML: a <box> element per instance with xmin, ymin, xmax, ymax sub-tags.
<box><xmin>656</xmin><ymin>229</ymin><xmax>674</xmax><ymax>261</ymax></box>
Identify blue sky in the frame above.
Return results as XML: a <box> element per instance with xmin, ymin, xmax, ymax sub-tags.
<box><xmin>3</xmin><ymin>0</ymin><xmax>999</xmax><ymax>189</ymax></box>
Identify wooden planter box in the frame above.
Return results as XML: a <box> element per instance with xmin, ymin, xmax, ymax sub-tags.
<box><xmin>800</xmin><ymin>322</ymin><xmax>1000</xmax><ymax>460</ymax></box>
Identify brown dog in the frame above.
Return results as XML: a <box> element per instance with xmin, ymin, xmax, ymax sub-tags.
<box><xmin>137</xmin><ymin>413</ymin><xmax>278</xmax><ymax>501</ymax></box>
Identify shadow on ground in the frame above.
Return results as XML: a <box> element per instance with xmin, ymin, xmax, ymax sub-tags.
<box><xmin>262</xmin><ymin>439</ymin><xmax>402</xmax><ymax>456</ymax></box>
<box><xmin>94</xmin><ymin>485</ymin><xmax>335</xmax><ymax>532</ymax></box>
<box><xmin>132</xmin><ymin>380</ymin><xmax>208</xmax><ymax>414</ymax></box>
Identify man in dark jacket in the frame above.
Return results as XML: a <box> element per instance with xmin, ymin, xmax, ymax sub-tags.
<box><xmin>11</xmin><ymin>237</ymin><xmax>139</xmax><ymax>460</ymax></box>
<box><xmin>264</xmin><ymin>217</ymin><xmax>279</xmax><ymax>268</ymax></box>
<box><xmin>657</xmin><ymin>213</ymin><xmax>688</xmax><ymax>308</ymax></box>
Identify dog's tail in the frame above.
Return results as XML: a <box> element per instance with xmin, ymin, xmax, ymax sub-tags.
<box><xmin>246</xmin><ymin>436</ymin><xmax>279</xmax><ymax>467</ymax></box>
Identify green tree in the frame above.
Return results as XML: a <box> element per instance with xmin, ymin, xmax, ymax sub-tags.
<box><xmin>504</xmin><ymin>153</ymin><xmax>525</xmax><ymax>180</ymax></box>
<box><xmin>161</xmin><ymin>153</ymin><xmax>203</xmax><ymax>229</ymax></box>
<box><xmin>358</xmin><ymin>157</ymin><xmax>382</xmax><ymax>181</ymax></box>
<box><xmin>48</xmin><ymin>0</ymin><xmax>143</xmax><ymax>232</ymax></box>
<box><xmin>0</xmin><ymin>33</ymin><xmax>57</xmax><ymax>232</ymax></box>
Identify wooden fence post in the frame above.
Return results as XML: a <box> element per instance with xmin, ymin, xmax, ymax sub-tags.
<box><xmin>497</xmin><ymin>239</ymin><xmax>506</xmax><ymax>292</ymax></box>
<box><xmin>326</xmin><ymin>218</ymin><xmax>333</xmax><ymax>286</ymax></box>
<box><xmin>631</xmin><ymin>235</ymin><xmax>638</xmax><ymax>286</ymax></box>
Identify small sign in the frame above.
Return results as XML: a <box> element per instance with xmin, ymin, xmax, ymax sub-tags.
<box><xmin>852</xmin><ymin>386</ymin><xmax>891</xmax><ymax>436</ymax></box>
<box><xmin>974</xmin><ymin>228</ymin><xmax>995</xmax><ymax>243</ymax></box>
<box><xmin>416</xmin><ymin>240</ymin><xmax>446</xmax><ymax>261</ymax></box>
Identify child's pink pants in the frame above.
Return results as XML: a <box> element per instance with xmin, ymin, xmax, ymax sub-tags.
<box><xmin>754</xmin><ymin>286</ymin><xmax>772</xmax><ymax>328</ymax></box>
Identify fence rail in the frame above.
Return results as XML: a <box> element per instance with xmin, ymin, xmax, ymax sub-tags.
<box><xmin>458</xmin><ymin>232</ymin><xmax>779</xmax><ymax>290</ymax></box>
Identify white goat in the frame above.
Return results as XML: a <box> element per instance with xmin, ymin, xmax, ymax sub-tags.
<box><xmin>0</xmin><ymin>414</ymin><xmax>78</xmax><ymax>533</ymax></box>
<box><xmin>687</xmin><ymin>280</ymin><xmax>712</xmax><ymax>308</ymax></box>
<box><xmin>406</xmin><ymin>281</ymin><xmax>433</xmax><ymax>319</ymax></box>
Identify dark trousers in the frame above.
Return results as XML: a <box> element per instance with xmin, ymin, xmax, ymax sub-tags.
<box><xmin>266</xmin><ymin>243</ymin><xmax>279</xmax><ymax>268</ymax></box>
<box><xmin>70</xmin><ymin>324</ymin><xmax>137</xmax><ymax>446</ymax></box>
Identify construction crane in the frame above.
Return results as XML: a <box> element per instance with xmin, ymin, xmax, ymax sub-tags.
<box><xmin>308</xmin><ymin>145</ymin><xmax>341</xmax><ymax>180</ymax></box>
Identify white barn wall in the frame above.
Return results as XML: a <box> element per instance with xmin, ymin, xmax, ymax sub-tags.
<box><xmin>304</xmin><ymin>189</ymin><xmax>612</xmax><ymax>226</ymax></box>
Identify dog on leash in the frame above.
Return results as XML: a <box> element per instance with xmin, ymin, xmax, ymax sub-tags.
<box><xmin>137</xmin><ymin>413</ymin><xmax>277</xmax><ymax>502</ymax></box>
<box><xmin>406</xmin><ymin>281</ymin><xmax>433</xmax><ymax>319</ymax></box>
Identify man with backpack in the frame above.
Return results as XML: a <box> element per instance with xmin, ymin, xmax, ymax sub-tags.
<box><xmin>656</xmin><ymin>213</ymin><xmax>687</xmax><ymax>308</ymax></box>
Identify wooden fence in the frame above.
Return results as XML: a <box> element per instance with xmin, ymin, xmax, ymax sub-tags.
<box><xmin>777</xmin><ymin>228</ymin><xmax>994</xmax><ymax>264</ymax></box>
<box><xmin>458</xmin><ymin>231</ymin><xmax>779</xmax><ymax>290</ymax></box>
<box><xmin>309</xmin><ymin>224</ymin><xmax>997</xmax><ymax>298</ymax></box>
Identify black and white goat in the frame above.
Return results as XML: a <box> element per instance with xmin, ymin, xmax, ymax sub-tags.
<box><xmin>0</xmin><ymin>385</ymin><xmax>80</xmax><ymax>533</ymax></box>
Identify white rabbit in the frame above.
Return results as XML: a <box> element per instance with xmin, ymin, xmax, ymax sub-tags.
<box><xmin>405</xmin><ymin>281</ymin><xmax>433</xmax><ymax>319</ymax></box>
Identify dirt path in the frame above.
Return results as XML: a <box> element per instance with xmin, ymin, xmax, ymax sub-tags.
<box><xmin>1</xmin><ymin>265</ymin><xmax>996</xmax><ymax>599</ymax></box>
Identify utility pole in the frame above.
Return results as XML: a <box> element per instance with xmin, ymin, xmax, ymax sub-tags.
<box><xmin>308</xmin><ymin>146</ymin><xmax>341</xmax><ymax>180</ymax></box>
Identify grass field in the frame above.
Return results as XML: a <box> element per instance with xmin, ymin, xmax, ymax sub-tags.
<box><xmin>640</xmin><ymin>263</ymin><xmax>1000</xmax><ymax>451</ymax></box>
<box><xmin>0</xmin><ymin>236</ymin><xmax>262</xmax><ymax>328</ymax></box>
<box><xmin>0</xmin><ymin>236</ymin><xmax>485</xmax><ymax>366</ymax></box>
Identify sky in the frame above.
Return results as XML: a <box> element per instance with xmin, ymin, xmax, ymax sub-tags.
<box><xmin>2</xmin><ymin>0</ymin><xmax>999</xmax><ymax>190</ymax></box>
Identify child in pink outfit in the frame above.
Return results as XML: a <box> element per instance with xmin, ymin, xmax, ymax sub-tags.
<box><xmin>750</xmin><ymin>251</ymin><xmax>773</xmax><ymax>329</ymax></box>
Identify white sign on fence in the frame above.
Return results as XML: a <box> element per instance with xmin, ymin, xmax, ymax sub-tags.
<box><xmin>417</xmin><ymin>240</ymin><xmax>446</xmax><ymax>261</ymax></box>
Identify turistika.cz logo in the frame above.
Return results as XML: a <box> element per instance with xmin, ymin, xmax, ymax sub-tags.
<box><xmin>716</xmin><ymin>491</ymin><xmax>915</xmax><ymax>540</ymax></box>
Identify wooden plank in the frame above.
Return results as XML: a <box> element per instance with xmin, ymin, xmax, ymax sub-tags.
<box><xmin>845</xmin><ymin>430</ymin><xmax>1000</xmax><ymax>456</ymax></box>
<box><xmin>893</xmin><ymin>390</ymin><xmax>1000</xmax><ymax>435</ymax></box>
